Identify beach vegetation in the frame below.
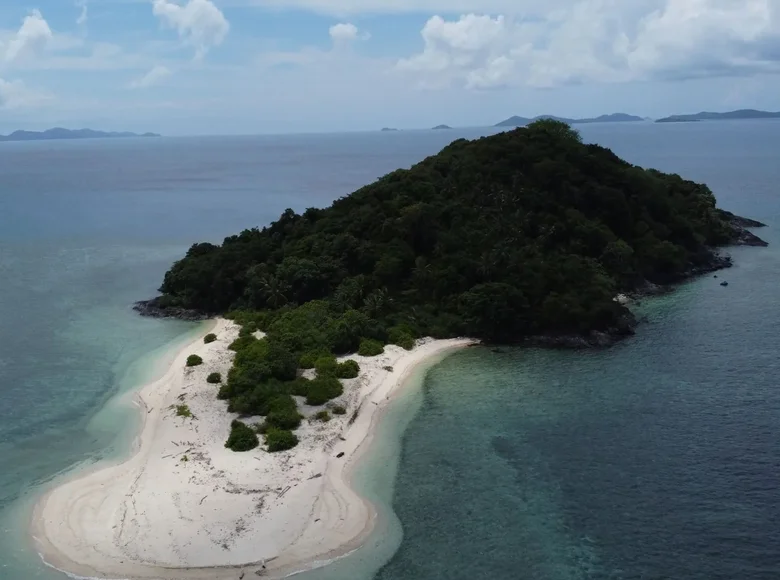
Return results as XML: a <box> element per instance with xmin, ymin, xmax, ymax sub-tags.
<box><xmin>186</xmin><ymin>354</ymin><xmax>203</xmax><ymax>367</ymax></box>
<box><xmin>358</xmin><ymin>339</ymin><xmax>384</xmax><ymax>357</ymax></box>
<box><xmin>336</xmin><ymin>359</ymin><xmax>360</xmax><ymax>379</ymax></box>
<box><xmin>228</xmin><ymin>334</ymin><xmax>257</xmax><ymax>352</ymax></box>
<box><xmin>265</xmin><ymin>395</ymin><xmax>303</xmax><ymax>430</ymax></box>
<box><xmin>204</xmin><ymin>333</ymin><xmax>217</xmax><ymax>344</ymax></box>
<box><xmin>305</xmin><ymin>376</ymin><xmax>343</xmax><ymax>406</ymax></box>
<box><xmin>264</xmin><ymin>427</ymin><xmax>298</xmax><ymax>452</ymax></box>
<box><xmin>313</xmin><ymin>410</ymin><xmax>331</xmax><ymax>422</ymax></box>
<box><xmin>388</xmin><ymin>327</ymin><xmax>415</xmax><ymax>350</ymax></box>
<box><xmin>207</xmin><ymin>372</ymin><xmax>222</xmax><ymax>384</ymax></box>
<box><xmin>225</xmin><ymin>420</ymin><xmax>259</xmax><ymax>452</ymax></box>
<box><xmin>289</xmin><ymin>377</ymin><xmax>312</xmax><ymax>397</ymax></box>
<box><xmin>299</xmin><ymin>349</ymin><xmax>330</xmax><ymax>369</ymax></box>
<box><xmin>332</xmin><ymin>405</ymin><xmax>347</xmax><ymax>415</ymax></box>
<box><xmin>175</xmin><ymin>404</ymin><xmax>193</xmax><ymax>418</ymax></box>
<box><xmin>314</xmin><ymin>355</ymin><xmax>339</xmax><ymax>377</ymax></box>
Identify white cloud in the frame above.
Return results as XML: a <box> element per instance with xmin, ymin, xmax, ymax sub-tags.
<box><xmin>2</xmin><ymin>9</ymin><xmax>53</xmax><ymax>64</ymax></box>
<box><xmin>227</xmin><ymin>0</ymin><xmax>565</xmax><ymax>15</ymax></box>
<box><xmin>397</xmin><ymin>1</ymin><xmax>780</xmax><ymax>89</ymax></box>
<box><xmin>130</xmin><ymin>65</ymin><xmax>172</xmax><ymax>88</ymax></box>
<box><xmin>76</xmin><ymin>1</ymin><xmax>88</xmax><ymax>26</ymax></box>
<box><xmin>153</xmin><ymin>0</ymin><xmax>229</xmax><ymax>59</ymax></box>
<box><xmin>0</xmin><ymin>77</ymin><xmax>51</xmax><ymax>109</ymax></box>
<box><xmin>329</xmin><ymin>22</ymin><xmax>358</xmax><ymax>42</ymax></box>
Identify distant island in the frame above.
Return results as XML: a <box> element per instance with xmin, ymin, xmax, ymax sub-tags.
<box><xmin>0</xmin><ymin>128</ymin><xmax>161</xmax><ymax>142</ymax></box>
<box><xmin>656</xmin><ymin>109</ymin><xmax>780</xmax><ymax>123</ymax></box>
<box><xmin>432</xmin><ymin>124</ymin><xmax>452</xmax><ymax>130</ymax></box>
<box><xmin>496</xmin><ymin>113</ymin><xmax>644</xmax><ymax>127</ymax></box>
<box><xmin>380</xmin><ymin>127</ymin><xmax>399</xmax><ymax>132</ymax></box>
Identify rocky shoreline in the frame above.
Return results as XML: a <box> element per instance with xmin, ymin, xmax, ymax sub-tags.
<box><xmin>132</xmin><ymin>298</ymin><xmax>211</xmax><ymax>321</ymax></box>
<box><xmin>519</xmin><ymin>214</ymin><xmax>768</xmax><ymax>349</ymax></box>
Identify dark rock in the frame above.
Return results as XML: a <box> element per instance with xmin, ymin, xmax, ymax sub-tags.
<box><xmin>720</xmin><ymin>281</ymin><xmax>729</xmax><ymax>286</ymax></box>
<box><xmin>336</xmin><ymin>452</ymin><xmax>345</xmax><ymax>458</ymax></box>
<box><xmin>719</xmin><ymin>211</ymin><xmax>769</xmax><ymax>246</ymax></box>
<box><xmin>133</xmin><ymin>297</ymin><xmax>210</xmax><ymax>321</ymax></box>
<box><xmin>719</xmin><ymin>209</ymin><xmax>767</xmax><ymax>229</ymax></box>
<box><xmin>732</xmin><ymin>228</ymin><xmax>769</xmax><ymax>247</ymax></box>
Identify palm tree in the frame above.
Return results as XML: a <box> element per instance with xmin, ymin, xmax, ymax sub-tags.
<box><xmin>363</xmin><ymin>288</ymin><xmax>390</xmax><ymax>318</ymax></box>
<box><xmin>260</xmin><ymin>276</ymin><xmax>289</xmax><ymax>309</ymax></box>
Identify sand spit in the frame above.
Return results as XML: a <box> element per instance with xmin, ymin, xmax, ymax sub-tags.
<box><xmin>32</xmin><ymin>318</ymin><xmax>473</xmax><ymax>579</ymax></box>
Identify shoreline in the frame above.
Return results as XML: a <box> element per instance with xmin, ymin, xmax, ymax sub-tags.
<box><xmin>31</xmin><ymin>319</ymin><xmax>474</xmax><ymax>579</ymax></box>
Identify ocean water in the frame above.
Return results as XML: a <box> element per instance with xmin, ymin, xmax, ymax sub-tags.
<box><xmin>0</xmin><ymin>121</ymin><xmax>779</xmax><ymax>579</ymax></box>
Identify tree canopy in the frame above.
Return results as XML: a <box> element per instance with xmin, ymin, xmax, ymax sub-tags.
<box><xmin>158</xmin><ymin>121</ymin><xmax>740</xmax><ymax>343</ymax></box>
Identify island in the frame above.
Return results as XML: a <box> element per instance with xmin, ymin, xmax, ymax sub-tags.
<box><xmin>656</xmin><ymin>109</ymin><xmax>780</xmax><ymax>123</ymax></box>
<box><xmin>380</xmin><ymin>127</ymin><xmax>399</xmax><ymax>132</ymax></box>
<box><xmin>0</xmin><ymin>128</ymin><xmax>160</xmax><ymax>142</ymax></box>
<box><xmin>33</xmin><ymin>120</ymin><xmax>767</xmax><ymax>580</ymax></box>
<box><xmin>432</xmin><ymin>124</ymin><xmax>452</xmax><ymax>130</ymax></box>
<box><xmin>496</xmin><ymin>113</ymin><xmax>644</xmax><ymax>127</ymax></box>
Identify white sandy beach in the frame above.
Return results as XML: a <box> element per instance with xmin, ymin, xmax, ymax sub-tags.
<box><xmin>32</xmin><ymin>318</ymin><xmax>473</xmax><ymax>579</ymax></box>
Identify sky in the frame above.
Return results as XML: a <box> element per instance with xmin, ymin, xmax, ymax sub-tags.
<box><xmin>0</xmin><ymin>0</ymin><xmax>779</xmax><ymax>135</ymax></box>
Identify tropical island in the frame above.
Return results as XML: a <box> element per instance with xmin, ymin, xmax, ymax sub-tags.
<box><xmin>137</xmin><ymin>118</ymin><xmax>766</xmax><ymax>446</ymax></box>
<box><xmin>496</xmin><ymin>113</ymin><xmax>644</xmax><ymax>127</ymax></box>
<box><xmin>0</xmin><ymin>128</ymin><xmax>160</xmax><ymax>142</ymax></box>
<box><xmin>432</xmin><ymin>124</ymin><xmax>452</xmax><ymax>130</ymax></box>
<box><xmin>33</xmin><ymin>120</ymin><xmax>767</xmax><ymax>580</ymax></box>
<box><xmin>380</xmin><ymin>127</ymin><xmax>399</xmax><ymax>132</ymax></box>
<box><xmin>656</xmin><ymin>109</ymin><xmax>780</xmax><ymax>123</ymax></box>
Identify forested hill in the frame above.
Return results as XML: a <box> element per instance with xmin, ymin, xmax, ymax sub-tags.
<box><xmin>147</xmin><ymin>120</ymin><xmax>765</xmax><ymax>344</ymax></box>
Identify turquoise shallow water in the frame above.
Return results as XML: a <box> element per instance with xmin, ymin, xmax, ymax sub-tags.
<box><xmin>1</xmin><ymin>122</ymin><xmax>779</xmax><ymax>579</ymax></box>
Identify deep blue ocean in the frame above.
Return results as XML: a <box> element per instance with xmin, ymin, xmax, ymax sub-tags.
<box><xmin>0</xmin><ymin>121</ymin><xmax>778</xmax><ymax>579</ymax></box>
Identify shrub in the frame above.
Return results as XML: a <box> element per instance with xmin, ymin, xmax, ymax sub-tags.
<box><xmin>186</xmin><ymin>354</ymin><xmax>203</xmax><ymax>367</ymax></box>
<box><xmin>358</xmin><ymin>339</ymin><xmax>384</xmax><ymax>357</ymax></box>
<box><xmin>225</xmin><ymin>420</ymin><xmax>259</xmax><ymax>452</ymax></box>
<box><xmin>175</xmin><ymin>404</ymin><xmax>192</xmax><ymax>418</ymax></box>
<box><xmin>305</xmin><ymin>376</ymin><xmax>344</xmax><ymax>406</ymax></box>
<box><xmin>207</xmin><ymin>372</ymin><xmax>222</xmax><ymax>384</ymax></box>
<box><xmin>335</xmin><ymin>360</ymin><xmax>360</xmax><ymax>379</ymax></box>
<box><xmin>265</xmin><ymin>395</ymin><xmax>303</xmax><ymax>430</ymax></box>
<box><xmin>265</xmin><ymin>427</ymin><xmax>299</xmax><ymax>452</ymax></box>
<box><xmin>289</xmin><ymin>377</ymin><xmax>311</xmax><ymax>397</ymax></box>
<box><xmin>332</xmin><ymin>405</ymin><xmax>347</xmax><ymax>415</ymax></box>
<box><xmin>299</xmin><ymin>350</ymin><xmax>330</xmax><ymax>369</ymax></box>
<box><xmin>314</xmin><ymin>356</ymin><xmax>338</xmax><ymax>377</ymax></box>
<box><xmin>238</xmin><ymin>322</ymin><xmax>258</xmax><ymax>337</ymax></box>
<box><xmin>254</xmin><ymin>421</ymin><xmax>269</xmax><ymax>434</ymax></box>
<box><xmin>204</xmin><ymin>333</ymin><xmax>217</xmax><ymax>344</ymax></box>
<box><xmin>388</xmin><ymin>328</ymin><xmax>415</xmax><ymax>350</ymax></box>
<box><xmin>314</xmin><ymin>410</ymin><xmax>331</xmax><ymax>422</ymax></box>
<box><xmin>228</xmin><ymin>335</ymin><xmax>257</xmax><ymax>352</ymax></box>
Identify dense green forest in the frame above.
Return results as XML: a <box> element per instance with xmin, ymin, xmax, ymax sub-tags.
<box><xmin>155</xmin><ymin>120</ymin><xmax>760</xmax><ymax>451</ymax></box>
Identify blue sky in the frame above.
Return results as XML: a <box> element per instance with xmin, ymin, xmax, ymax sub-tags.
<box><xmin>0</xmin><ymin>0</ymin><xmax>779</xmax><ymax>135</ymax></box>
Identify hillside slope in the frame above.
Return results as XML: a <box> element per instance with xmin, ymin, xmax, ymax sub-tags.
<box><xmin>145</xmin><ymin>120</ymin><xmax>765</xmax><ymax>344</ymax></box>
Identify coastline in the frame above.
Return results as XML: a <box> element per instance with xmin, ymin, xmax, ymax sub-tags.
<box><xmin>31</xmin><ymin>318</ymin><xmax>474</xmax><ymax>579</ymax></box>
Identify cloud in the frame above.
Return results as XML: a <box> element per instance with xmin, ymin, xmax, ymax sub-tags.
<box><xmin>329</xmin><ymin>22</ymin><xmax>358</xmax><ymax>41</ymax></box>
<box><xmin>76</xmin><ymin>1</ymin><xmax>88</xmax><ymax>26</ymax></box>
<box><xmin>397</xmin><ymin>0</ymin><xmax>780</xmax><ymax>89</ymax></box>
<box><xmin>0</xmin><ymin>77</ymin><xmax>51</xmax><ymax>109</ymax></box>
<box><xmin>226</xmin><ymin>0</ymin><xmax>567</xmax><ymax>15</ymax></box>
<box><xmin>152</xmin><ymin>0</ymin><xmax>229</xmax><ymax>59</ymax></box>
<box><xmin>2</xmin><ymin>9</ymin><xmax>53</xmax><ymax>64</ymax></box>
<box><xmin>130</xmin><ymin>65</ymin><xmax>172</xmax><ymax>88</ymax></box>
